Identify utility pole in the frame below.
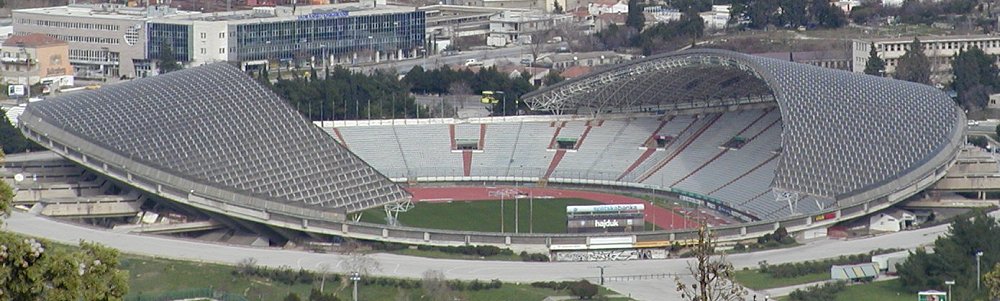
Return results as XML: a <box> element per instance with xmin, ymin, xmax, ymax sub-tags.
<box><xmin>594</xmin><ymin>265</ymin><xmax>608</xmax><ymax>285</ymax></box>
<box><xmin>529</xmin><ymin>191</ymin><xmax>534</xmax><ymax>233</ymax></box>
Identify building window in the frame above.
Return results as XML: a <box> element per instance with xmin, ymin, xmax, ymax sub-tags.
<box><xmin>220</xmin><ymin>32</ymin><xmax>225</xmax><ymax>39</ymax></box>
<box><xmin>201</xmin><ymin>48</ymin><xmax>206</xmax><ymax>54</ymax></box>
<box><xmin>220</xmin><ymin>48</ymin><xmax>225</xmax><ymax>54</ymax></box>
<box><xmin>200</xmin><ymin>32</ymin><xmax>206</xmax><ymax>39</ymax></box>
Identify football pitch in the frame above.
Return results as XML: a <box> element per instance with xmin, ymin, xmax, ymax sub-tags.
<box><xmin>355</xmin><ymin>198</ymin><xmax>603</xmax><ymax>233</ymax></box>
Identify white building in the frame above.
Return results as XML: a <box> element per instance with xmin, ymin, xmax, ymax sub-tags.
<box><xmin>868</xmin><ymin>209</ymin><xmax>915</xmax><ymax>233</ymax></box>
<box><xmin>698</xmin><ymin>5</ymin><xmax>730</xmax><ymax>30</ymax></box>
<box><xmin>644</xmin><ymin>6</ymin><xmax>683</xmax><ymax>24</ymax></box>
<box><xmin>852</xmin><ymin>35</ymin><xmax>1000</xmax><ymax>84</ymax></box>
<box><xmin>833</xmin><ymin>0</ymin><xmax>861</xmax><ymax>14</ymax></box>
<box><xmin>587</xmin><ymin>0</ymin><xmax>628</xmax><ymax>16</ymax></box>
<box><xmin>486</xmin><ymin>11</ymin><xmax>571</xmax><ymax>47</ymax></box>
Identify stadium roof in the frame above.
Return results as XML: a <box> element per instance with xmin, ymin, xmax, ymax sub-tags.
<box><xmin>523</xmin><ymin>49</ymin><xmax>964</xmax><ymax>202</ymax></box>
<box><xmin>23</xmin><ymin>63</ymin><xmax>409</xmax><ymax>213</ymax></box>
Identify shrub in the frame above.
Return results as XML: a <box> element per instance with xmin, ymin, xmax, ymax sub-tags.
<box><xmin>569</xmin><ymin>280</ymin><xmax>599</xmax><ymax>299</ymax></box>
<box><xmin>520</xmin><ymin>251</ymin><xmax>550</xmax><ymax>262</ymax></box>
<box><xmin>788</xmin><ymin>281</ymin><xmax>846</xmax><ymax>301</ymax></box>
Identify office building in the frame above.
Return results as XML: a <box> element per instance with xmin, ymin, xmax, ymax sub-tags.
<box><xmin>853</xmin><ymin>35</ymin><xmax>1000</xmax><ymax>84</ymax></box>
<box><xmin>151</xmin><ymin>2</ymin><xmax>426</xmax><ymax>70</ymax></box>
<box><xmin>12</xmin><ymin>2</ymin><xmax>425</xmax><ymax>79</ymax></box>
<box><xmin>12</xmin><ymin>4</ymin><xmax>195</xmax><ymax>79</ymax></box>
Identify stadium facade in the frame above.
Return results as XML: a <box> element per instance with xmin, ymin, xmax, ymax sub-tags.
<box><xmin>17</xmin><ymin>49</ymin><xmax>965</xmax><ymax>252</ymax></box>
<box><xmin>18</xmin><ymin>63</ymin><xmax>410</xmax><ymax>224</ymax></box>
<box><xmin>521</xmin><ymin>49</ymin><xmax>964</xmax><ymax>218</ymax></box>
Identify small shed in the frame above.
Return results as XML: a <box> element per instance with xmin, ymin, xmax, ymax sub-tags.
<box><xmin>830</xmin><ymin>263</ymin><xmax>878</xmax><ymax>282</ymax></box>
<box><xmin>871</xmin><ymin>250</ymin><xmax>910</xmax><ymax>274</ymax></box>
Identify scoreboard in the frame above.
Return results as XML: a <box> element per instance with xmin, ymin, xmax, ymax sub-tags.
<box><xmin>566</xmin><ymin>204</ymin><xmax>645</xmax><ymax>233</ymax></box>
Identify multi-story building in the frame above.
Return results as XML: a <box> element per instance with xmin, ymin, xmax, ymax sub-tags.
<box><xmin>150</xmin><ymin>2</ymin><xmax>426</xmax><ymax>70</ymax></box>
<box><xmin>12</xmin><ymin>4</ymin><xmax>195</xmax><ymax>79</ymax></box>
<box><xmin>852</xmin><ymin>35</ymin><xmax>1000</xmax><ymax>84</ymax></box>
<box><xmin>486</xmin><ymin>11</ymin><xmax>571</xmax><ymax>47</ymax></box>
<box><xmin>12</xmin><ymin>2</ymin><xmax>425</xmax><ymax>79</ymax></box>
<box><xmin>1</xmin><ymin>33</ymin><xmax>74</xmax><ymax>87</ymax></box>
<box><xmin>699</xmin><ymin>5</ymin><xmax>730</xmax><ymax>30</ymax></box>
<box><xmin>420</xmin><ymin>5</ymin><xmax>507</xmax><ymax>52</ymax></box>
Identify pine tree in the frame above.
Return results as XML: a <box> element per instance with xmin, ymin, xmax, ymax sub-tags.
<box><xmin>626</xmin><ymin>0</ymin><xmax>645</xmax><ymax>31</ymax></box>
<box><xmin>157</xmin><ymin>40</ymin><xmax>182</xmax><ymax>74</ymax></box>
<box><xmin>895</xmin><ymin>38</ymin><xmax>931</xmax><ymax>85</ymax></box>
<box><xmin>863</xmin><ymin>42</ymin><xmax>886</xmax><ymax>76</ymax></box>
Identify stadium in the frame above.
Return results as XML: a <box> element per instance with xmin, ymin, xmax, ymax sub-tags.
<box><xmin>12</xmin><ymin>49</ymin><xmax>964</xmax><ymax>259</ymax></box>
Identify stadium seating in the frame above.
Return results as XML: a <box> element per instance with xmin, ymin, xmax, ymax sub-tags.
<box><xmin>328</xmin><ymin>108</ymin><xmax>799</xmax><ymax>218</ymax></box>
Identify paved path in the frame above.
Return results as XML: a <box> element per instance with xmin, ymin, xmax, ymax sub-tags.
<box><xmin>2</xmin><ymin>211</ymin><xmax>958</xmax><ymax>300</ymax></box>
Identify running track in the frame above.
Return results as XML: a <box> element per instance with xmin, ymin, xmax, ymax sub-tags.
<box><xmin>405</xmin><ymin>186</ymin><xmax>696</xmax><ymax>231</ymax></box>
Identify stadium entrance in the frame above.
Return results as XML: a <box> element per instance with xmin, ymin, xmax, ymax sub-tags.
<box><xmin>566</xmin><ymin>204</ymin><xmax>645</xmax><ymax>233</ymax></box>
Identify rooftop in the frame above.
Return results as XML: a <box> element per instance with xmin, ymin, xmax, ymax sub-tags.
<box><xmin>524</xmin><ymin>49</ymin><xmax>963</xmax><ymax>201</ymax></box>
<box><xmin>560</xmin><ymin>65</ymin><xmax>592</xmax><ymax>78</ymax></box>
<box><xmin>14</xmin><ymin>4</ymin><xmax>197</xmax><ymax>21</ymax></box>
<box><xmin>859</xmin><ymin>34</ymin><xmax>1000</xmax><ymax>43</ymax></box>
<box><xmin>2</xmin><ymin>33</ymin><xmax>67</xmax><ymax>47</ymax></box>
<box><xmin>157</xmin><ymin>3</ymin><xmax>417</xmax><ymax>24</ymax></box>
<box><xmin>24</xmin><ymin>62</ymin><xmax>410</xmax><ymax>213</ymax></box>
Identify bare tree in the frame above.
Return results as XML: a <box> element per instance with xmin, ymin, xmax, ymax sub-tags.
<box><xmin>317</xmin><ymin>262</ymin><xmax>333</xmax><ymax>293</ymax></box>
<box><xmin>530</xmin><ymin>29</ymin><xmax>555</xmax><ymax>61</ymax></box>
<box><xmin>341</xmin><ymin>241</ymin><xmax>381</xmax><ymax>277</ymax></box>
<box><xmin>237</xmin><ymin>257</ymin><xmax>258</xmax><ymax>276</ymax></box>
<box><xmin>422</xmin><ymin>269</ymin><xmax>455</xmax><ymax>301</ymax></box>
<box><xmin>675</xmin><ymin>225</ymin><xmax>748</xmax><ymax>301</ymax></box>
<box><xmin>448</xmin><ymin>81</ymin><xmax>472</xmax><ymax>96</ymax></box>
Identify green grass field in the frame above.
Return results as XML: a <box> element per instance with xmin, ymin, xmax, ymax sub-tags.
<box><xmin>355</xmin><ymin>198</ymin><xmax>602</xmax><ymax>233</ymax></box>
<box><xmin>832</xmin><ymin>279</ymin><xmax>911</xmax><ymax>301</ymax></box>
<box><xmin>774</xmin><ymin>279</ymin><xmax>913</xmax><ymax>301</ymax></box>
<box><xmin>733</xmin><ymin>269</ymin><xmax>829</xmax><ymax>290</ymax></box>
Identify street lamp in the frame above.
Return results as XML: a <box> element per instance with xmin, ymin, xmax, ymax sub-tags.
<box><xmin>320</xmin><ymin>44</ymin><xmax>328</xmax><ymax>69</ymax></box>
<box><xmin>945</xmin><ymin>280</ymin><xmax>955</xmax><ymax>301</ymax></box>
<box><xmin>495</xmin><ymin>91</ymin><xmax>506</xmax><ymax>116</ymax></box>
<box><xmin>368</xmin><ymin>35</ymin><xmax>375</xmax><ymax>63</ymax></box>
<box><xmin>977</xmin><ymin>251</ymin><xmax>984</xmax><ymax>291</ymax></box>
<box><xmin>350</xmin><ymin>272</ymin><xmax>362</xmax><ymax>301</ymax></box>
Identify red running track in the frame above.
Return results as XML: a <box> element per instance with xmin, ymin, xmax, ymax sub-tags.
<box><xmin>405</xmin><ymin>186</ymin><xmax>697</xmax><ymax>231</ymax></box>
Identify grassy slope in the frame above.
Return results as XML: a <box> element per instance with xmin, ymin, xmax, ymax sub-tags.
<box><xmin>833</xmin><ymin>279</ymin><xmax>912</xmax><ymax>301</ymax></box>
<box><xmin>358</xmin><ymin>198</ymin><xmax>602</xmax><ymax>233</ymax></box>
<box><xmin>124</xmin><ymin>254</ymin><xmax>625</xmax><ymax>300</ymax></box>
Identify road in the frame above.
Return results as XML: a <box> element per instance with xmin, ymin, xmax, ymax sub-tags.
<box><xmin>1</xmin><ymin>211</ymin><xmax>955</xmax><ymax>300</ymax></box>
<box><xmin>353</xmin><ymin>44</ymin><xmax>549</xmax><ymax>74</ymax></box>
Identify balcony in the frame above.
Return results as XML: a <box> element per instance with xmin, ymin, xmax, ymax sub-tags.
<box><xmin>0</xmin><ymin>57</ymin><xmax>35</xmax><ymax>65</ymax></box>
